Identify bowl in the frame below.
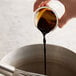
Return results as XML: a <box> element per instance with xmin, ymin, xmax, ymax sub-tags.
<box><xmin>1</xmin><ymin>44</ymin><xmax>76</xmax><ymax>76</ymax></box>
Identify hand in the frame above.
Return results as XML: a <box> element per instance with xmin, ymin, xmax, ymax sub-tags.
<box><xmin>33</xmin><ymin>0</ymin><xmax>50</xmax><ymax>11</ymax></box>
<box><xmin>33</xmin><ymin>0</ymin><xmax>76</xmax><ymax>28</ymax></box>
<box><xmin>58</xmin><ymin>0</ymin><xmax>76</xmax><ymax>27</ymax></box>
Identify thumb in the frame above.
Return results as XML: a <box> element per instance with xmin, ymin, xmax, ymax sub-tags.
<box><xmin>33</xmin><ymin>1</ymin><xmax>39</xmax><ymax>12</ymax></box>
<box><xmin>58</xmin><ymin>13</ymin><xmax>68</xmax><ymax>28</ymax></box>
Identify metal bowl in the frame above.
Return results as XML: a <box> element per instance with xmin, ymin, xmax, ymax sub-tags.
<box><xmin>1</xmin><ymin>44</ymin><xmax>76</xmax><ymax>76</ymax></box>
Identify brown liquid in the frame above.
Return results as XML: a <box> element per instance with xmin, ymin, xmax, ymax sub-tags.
<box><xmin>36</xmin><ymin>8</ymin><xmax>57</xmax><ymax>35</ymax></box>
<box><xmin>36</xmin><ymin>8</ymin><xmax>57</xmax><ymax>75</ymax></box>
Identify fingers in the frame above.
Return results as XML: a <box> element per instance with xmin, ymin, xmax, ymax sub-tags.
<box><xmin>33</xmin><ymin>1</ymin><xmax>39</xmax><ymax>11</ymax></box>
<box><xmin>39</xmin><ymin>0</ymin><xmax>50</xmax><ymax>7</ymax></box>
<box><xmin>34</xmin><ymin>0</ymin><xmax>42</xmax><ymax>12</ymax></box>
<box><xmin>39</xmin><ymin>1</ymin><xmax>48</xmax><ymax>7</ymax></box>
<box><xmin>58</xmin><ymin>13</ymin><xmax>68</xmax><ymax>28</ymax></box>
<box><xmin>33</xmin><ymin>0</ymin><xmax>50</xmax><ymax>12</ymax></box>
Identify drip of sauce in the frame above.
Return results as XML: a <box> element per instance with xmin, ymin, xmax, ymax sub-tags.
<box><xmin>35</xmin><ymin>7</ymin><xmax>57</xmax><ymax>75</ymax></box>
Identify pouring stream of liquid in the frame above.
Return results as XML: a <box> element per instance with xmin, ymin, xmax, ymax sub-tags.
<box><xmin>43</xmin><ymin>34</ymin><xmax>47</xmax><ymax>75</ymax></box>
<box><xmin>36</xmin><ymin>7</ymin><xmax>57</xmax><ymax>75</ymax></box>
